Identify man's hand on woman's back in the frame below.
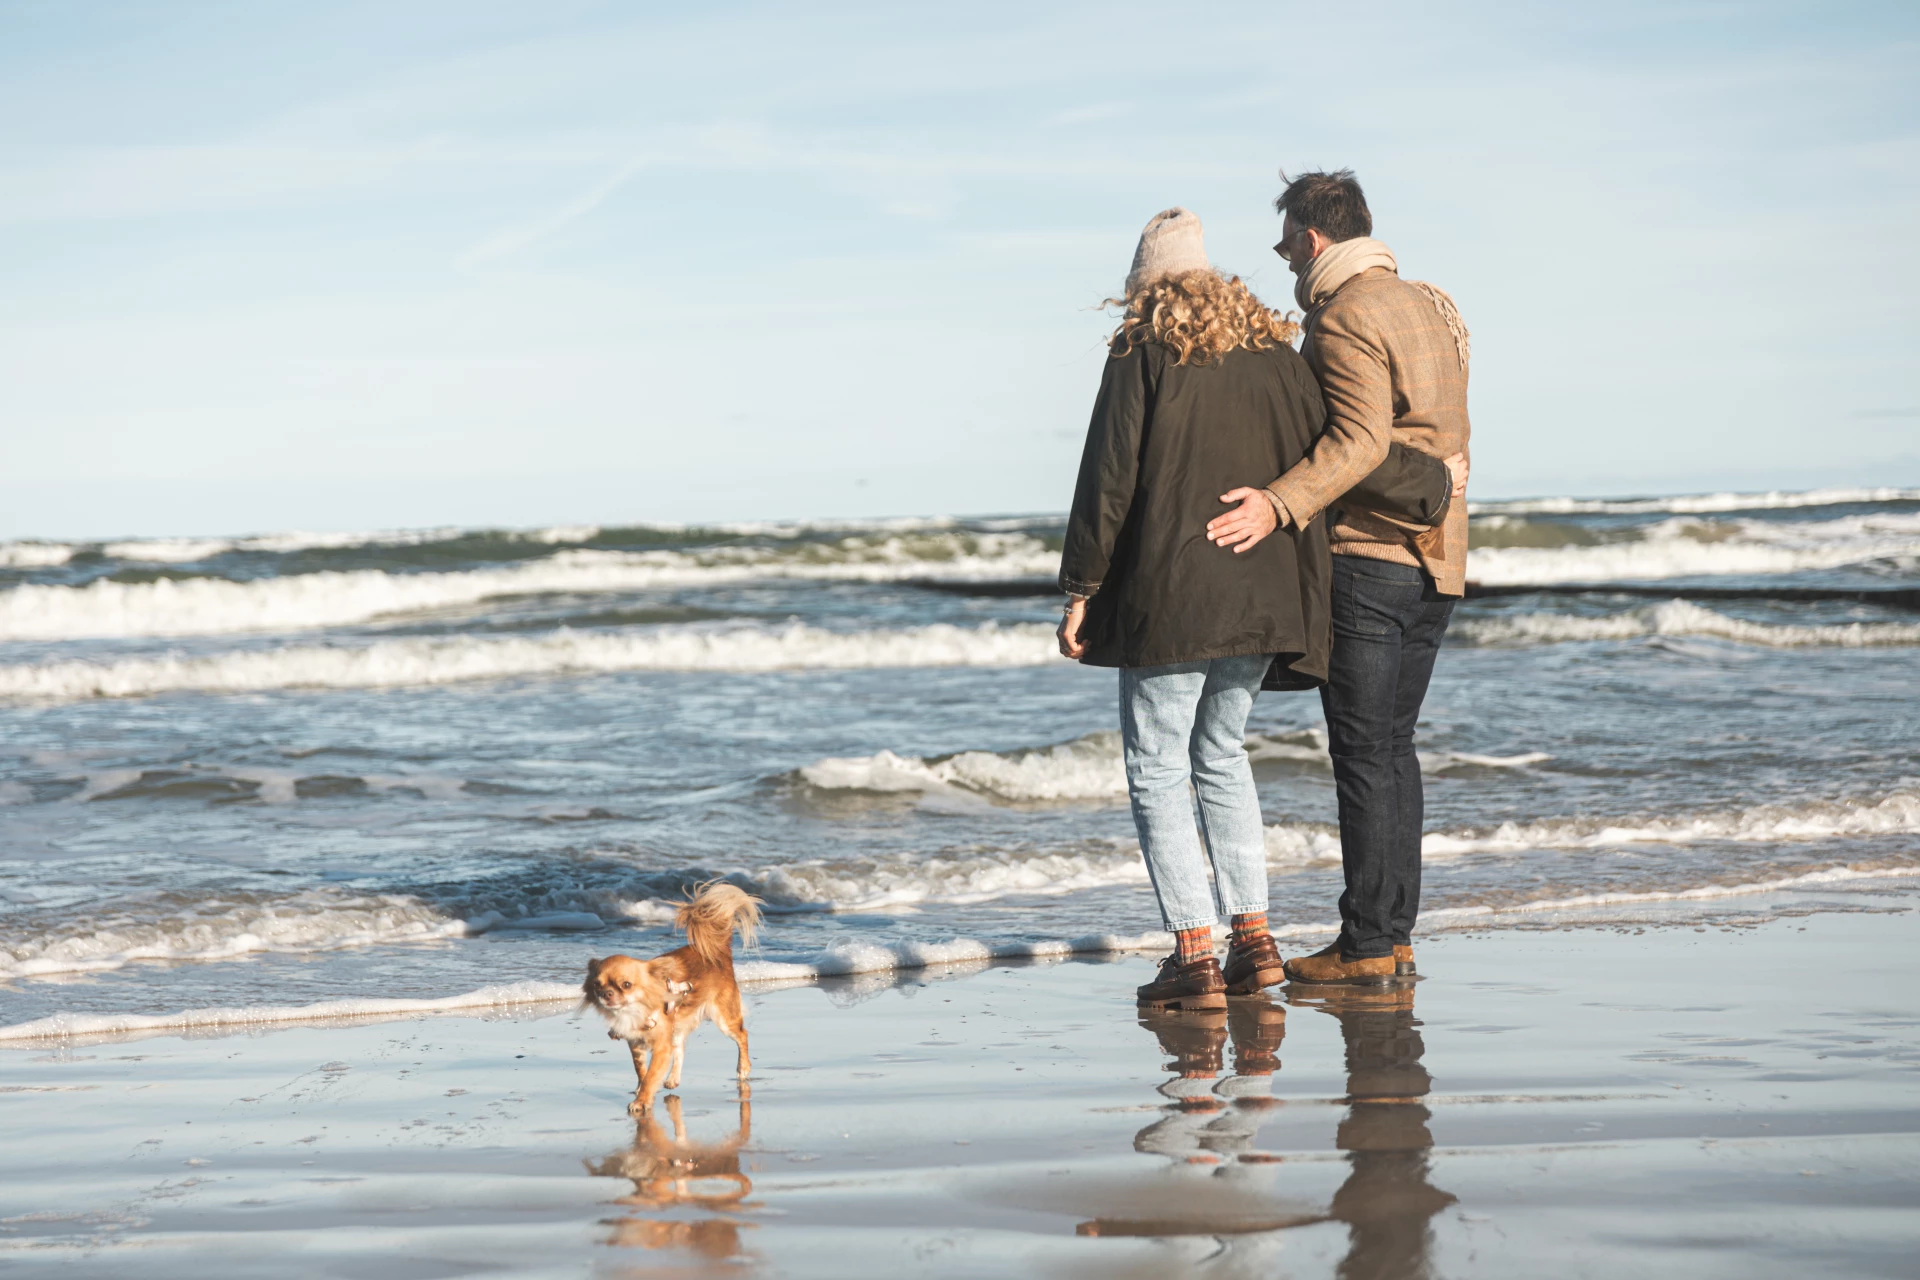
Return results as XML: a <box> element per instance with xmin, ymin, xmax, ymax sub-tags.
<box><xmin>1207</xmin><ymin>488</ymin><xmax>1282</xmax><ymax>553</ymax></box>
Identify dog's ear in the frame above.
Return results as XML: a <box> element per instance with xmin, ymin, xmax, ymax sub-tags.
<box><xmin>585</xmin><ymin>957</ymin><xmax>604</xmax><ymax>977</ymax></box>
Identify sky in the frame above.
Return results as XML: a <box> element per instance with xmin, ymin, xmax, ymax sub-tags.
<box><xmin>1</xmin><ymin>0</ymin><xmax>1915</xmax><ymax>539</ymax></box>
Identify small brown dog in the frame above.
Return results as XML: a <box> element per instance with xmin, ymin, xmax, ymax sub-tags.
<box><xmin>583</xmin><ymin>882</ymin><xmax>762</xmax><ymax>1113</ymax></box>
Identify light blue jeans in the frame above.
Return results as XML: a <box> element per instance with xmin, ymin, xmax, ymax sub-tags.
<box><xmin>1119</xmin><ymin>654</ymin><xmax>1273</xmax><ymax>932</ymax></box>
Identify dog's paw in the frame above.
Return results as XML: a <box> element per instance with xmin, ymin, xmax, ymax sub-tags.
<box><xmin>628</xmin><ymin>1095</ymin><xmax>653</xmax><ymax>1116</ymax></box>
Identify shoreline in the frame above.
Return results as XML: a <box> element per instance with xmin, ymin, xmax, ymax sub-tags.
<box><xmin>7</xmin><ymin>876</ymin><xmax>1918</xmax><ymax>1045</ymax></box>
<box><xmin>4</xmin><ymin>905</ymin><xmax>1917</xmax><ymax>1276</ymax></box>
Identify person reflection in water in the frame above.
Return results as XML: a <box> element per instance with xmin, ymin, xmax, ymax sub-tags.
<box><xmin>1108</xmin><ymin>989</ymin><xmax>1453</xmax><ymax>1278</ymax></box>
<box><xmin>1310</xmin><ymin>986</ymin><xmax>1457</xmax><ymax>1280</ymax></box>
<box><xmin>588</xmin><ymin>1092</ymin><xmax>755</xmax><ymax>1263</ymax></box>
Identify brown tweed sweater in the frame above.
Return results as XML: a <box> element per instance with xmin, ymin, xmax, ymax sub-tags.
<box><xmin>1264</xmin><ymin>266</ymin><xmax>1471</xmax><ymax>597</ymax></box>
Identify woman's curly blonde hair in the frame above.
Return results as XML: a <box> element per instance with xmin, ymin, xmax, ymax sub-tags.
<box><xmin>1106</xmin><ymin>270</ymin><xmax>1299</xmax><ymax>366</ymax></box>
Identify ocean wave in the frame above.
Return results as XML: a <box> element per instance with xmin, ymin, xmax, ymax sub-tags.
<box><xmin>11</xmin><ymin>863</ymin><xmax>1920</xmax><ymax>1043</ymax></box>
<box><xmin>1471</xmin><ymin>487</ymin><xmax>1920</xmax><ymax>517</ymax></box>
<box><xmin>1419</xmin><ymin>791</ymin><xmax>1920</xmax><ymax>855</ymax></box>
<box><xmin>0</xmin><ymin>622</ymin><xmax>1061</xmax><ymax>700</ymax></box>
<box><xmin>794</xmin><ymin>730</ymin><xmax>1547</xmax><ymax>803</ymax></box>
<box><xmin>799</xmin><ymin>732</ymin><xmax>1130</xmax><ymax>802</ymax></box>
<box><xmin>0</xmin><ymin>534</ymin><xmax>1057</xmax><ymax>640</ymax></box>
<box><xmin>1469</xmin><ymin>526</ymin><xmax>1920</xmax><ymax>585</ymax></box>
<box><xmin>7</xmin><ymin>792</ymin><xmax>1910</xmax><ymax>983</ymax></box>
<box><xmin>0</xmin><ymin>889</ymin><xmax>474</xmax><ymax>980</ymax></box>
<box><xmin>1455</xmin><ymin>599</ymin><xmax>1920</xmax><ymax>648</ymax></box>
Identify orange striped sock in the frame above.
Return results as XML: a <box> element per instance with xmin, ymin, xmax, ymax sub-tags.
<box><xmin>1174</xmin><ymin>926</ymin><xmax>1214</xmax><ymax>964</ymax></box>
<box><xmin>1230</xmin><ymin>912</ymin><xmax>1269</xmax><ymax>940</ymax></box>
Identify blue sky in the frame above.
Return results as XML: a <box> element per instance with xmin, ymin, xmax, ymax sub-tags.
<box><xmin>1</xmin><ymin>0</ymin><xmax>1915</xmax><ymax>538</ymax></box>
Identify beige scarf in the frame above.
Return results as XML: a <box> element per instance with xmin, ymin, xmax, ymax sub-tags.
<box><xmin>1295</xmin><ymin>236</ymin><xmax>1470</xmax><ymax>370</ymax></box>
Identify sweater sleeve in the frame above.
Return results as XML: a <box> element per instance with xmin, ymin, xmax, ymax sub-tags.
<box><xmin>1264</xmin><ymin>308</ymin><xmax>1392</xmax><ymax>527</ymax></box>
<box><xmin>1058</xmin><ymin>345</ymin><xmax>1151</xmax><ymax>597</ymax></box>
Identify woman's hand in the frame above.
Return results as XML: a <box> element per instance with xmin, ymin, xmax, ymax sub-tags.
<box><xmin>1444</xmin><ymin>452</ymin><xmax>1468</xmax><ymax>498</ymax></box>
<box><xmin>1207</xmin><ymin>488</ymin><xmax>1283</xmax><ymax>553</ymax></box>
<box><xmin>1057</xmin><ymin>597</ymin><xmax>1089</xmax><ymax>659</ymax></box>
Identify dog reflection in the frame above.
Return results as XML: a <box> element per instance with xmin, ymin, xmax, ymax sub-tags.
<box><xmin>589</xmin><ymin>1092</ymin><xmax>755</xmax><ymax>1262</ymax></box>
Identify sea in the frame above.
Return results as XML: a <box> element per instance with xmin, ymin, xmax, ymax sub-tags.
<box><xmin>3</xmin><ymin>487</ymin><xmax>1918</xmax><ymax>1038</ymax></box>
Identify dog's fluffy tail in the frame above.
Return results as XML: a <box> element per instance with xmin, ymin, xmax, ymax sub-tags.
<box><xmin>677</xmin><ymin>881</ymin><xmax>762</xmax><ymax>964</ymax></box>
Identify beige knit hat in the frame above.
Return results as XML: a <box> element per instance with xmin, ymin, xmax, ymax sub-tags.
<box><xmin>1125</xmin><ymin>207</ymin><xmax>1209</xmax><ymax>292</ymax></box>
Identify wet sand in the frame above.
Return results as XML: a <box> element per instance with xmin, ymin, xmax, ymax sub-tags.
<box><xmin>3</xmin><ymin>902</ymin><xmax>1918</xmax><ymax>1278</ymax></box>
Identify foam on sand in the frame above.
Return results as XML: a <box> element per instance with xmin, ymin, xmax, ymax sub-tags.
<box><xmin>10</xmin><ymin>863</ymin><xmax>1920</xmax><ymax>1044</ymax></box>
<box><xmin>0</xmin><ymin>533</ymin><xmax>1058</xmax><ymax>640</ymax></box>
<box><xmin>1455</xmin><ymin>599</ymin><xmax>1920</xmax><ymax>648</ymax></box>
<box><xmin>0</xmin><ymin>622</ymin><xmax>1061</xmax><ymax>701</ymax></box>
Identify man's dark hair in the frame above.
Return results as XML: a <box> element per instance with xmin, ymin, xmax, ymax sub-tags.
<box><xmin>1274</xmin><ymin>169</ymin><xmax>1372</xmax><ymax>242</ymax></box>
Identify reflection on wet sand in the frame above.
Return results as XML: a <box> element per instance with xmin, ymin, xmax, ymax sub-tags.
<box><xmin>1088</xmin><ymin>985</ymin><xmax>1454</xmax><ymax>1278</ymax></box>
<box><xmin>588</xmin><ymin>1091</ymin><xmax>756</xmax><ymax>1267</ymax></box>
<box><xmin>1306</xmin><ymin>986</ymin><xmax>1457</xmax><ymax>1280</ymax></box>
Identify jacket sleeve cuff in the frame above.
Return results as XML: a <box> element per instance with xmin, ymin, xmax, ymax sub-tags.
<box><xmin>1058</xmin><ymin>573</ymin><xmax>1100</xmax><ymax>598</ymax></box>
<box><xmin>1267</xmin><ymin>475</ymin><xmax>1323</xmax><ymax>527</ymax></box>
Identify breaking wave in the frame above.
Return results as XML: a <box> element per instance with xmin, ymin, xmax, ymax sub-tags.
<box><xmin>0</xmin><ymin>622</ymin><xmax>1061</xmax><ymax>700</ymax></box>
<box><xmin>10</xmin><ymin>864</ymin><xmax>1920</xmax><ymax>1043</ymax></box>
<box><xmin>794</xmin><ymin>730</ymin><xmax>1549</xmax><ymax>803</ymax></box>
<box><xmin>4</xmin><ymin>791</ymin><xmax>1913</xmax><ymax>986</ymax></box>
<box><xmin>0</xmin><ymin>533</ymin><xmax>1056</xmax><ymax>640</ymax></box>
<box><xmin>1455</xmin><ymin>599</ymin><xmax>1920</xmax><ymax>648</ymax></box>
<box><xmin>1469</xmin><ymin>512</ymin><xmax>1920</xmax><ymax>585</ymax></box>
<box><xmin>1471</xmin><ymin>487</ymin><xmax>1920</xmax><ymax>517</ymax></box>
<box><xmin>1418</xmin><ymin>791</ymin><xmax>1920</xmax><ymax>855</ymax></box>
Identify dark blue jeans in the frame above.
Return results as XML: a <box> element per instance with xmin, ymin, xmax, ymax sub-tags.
<box><xmin>1321</xmin><ymin>556</ymin><xmax>1455</xmax><ymax>960</ymax></box>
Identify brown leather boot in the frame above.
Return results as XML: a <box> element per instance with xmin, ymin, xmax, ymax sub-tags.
<box><xmin>1222</xmin><ymin>932</ymin><xmax>1287</xmax><ymax>995</ymax></box>
<box><xmin>1394</xmin><ymin>944</ymin><xmax>1416</xmax><ymax>976</ymax></box>
<box><xmin>1136</xmin><ymin>954</ymin><xmax>1228</xmax><ymax>1011</ymax></box>
<box><xmin>1283</xmin><ymin>942</ymin><xmax>1394</xmax><ymax>986</ymax></box>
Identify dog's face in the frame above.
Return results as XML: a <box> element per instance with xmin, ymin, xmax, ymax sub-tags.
<box><xmin>584</xmin><ymin>955</ymin><xmax>691</xmax><ymax>1034</ymax></box>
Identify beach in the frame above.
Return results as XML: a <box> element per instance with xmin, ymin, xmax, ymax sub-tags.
<box><xmin>4</xmin><ymin>901</ymin><xmax>1917</xmax><ymax>1277</ymax></box>
<box><xmin>2</xmin><ymin>492</ymin><xmax>1918</xmax><ymax>1274</ymax></box>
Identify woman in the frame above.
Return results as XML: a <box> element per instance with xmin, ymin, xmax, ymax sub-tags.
<box><xmin>1057</xmin><ymin>208</ymin><xmax>1448</xmax><ymax>1011</ymax></box>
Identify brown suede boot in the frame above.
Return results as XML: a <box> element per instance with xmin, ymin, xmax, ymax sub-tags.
<box><xmin>1136</xmin><ymin>954</ymin><xmax>1228</xmax><ymax>1011</ymax></box>
<box><xmin>1222</xmin><ymin>932</ymin><xmax>1287</xmax><ymax>995</ymax></box>
<box><xmin>1283</xmin><ymin>942</ymin><xmax>1394</xmax><ymax>986</ymax></box>
<box><xmin>1394</xmin><ymin>944</ymin><xmax>1415</xmax><ymax>977</ymax></box>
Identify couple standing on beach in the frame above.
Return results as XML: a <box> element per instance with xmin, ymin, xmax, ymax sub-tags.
<box><xmin>1058</xmin><ymin>170</ymin><xmax>1470</xmax><ymax>1007</ymax></box>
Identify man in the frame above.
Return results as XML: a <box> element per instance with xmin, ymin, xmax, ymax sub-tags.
<box><xmin>1207</xmin><ymin>169</ymin><xmax>1471</xmax><ymax>984</ymax></box>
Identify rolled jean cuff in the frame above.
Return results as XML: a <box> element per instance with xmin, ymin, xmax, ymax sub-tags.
<box><xmin>1161</xmin><ymin>916</ymin><xmax>1218</xmax><ymax>933</ymax></box>
<box><xmin>1220</xmin><ymin>901</ymin><xmax>1269</xmax><ymax>918</ymax></box>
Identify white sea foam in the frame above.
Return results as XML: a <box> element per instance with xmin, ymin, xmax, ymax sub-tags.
<box><xmin>0</xmin><ymin>622</ymin><xmax>1061</xmax><ymax>701</ymax></box>
<box><xmin>1456</xmin><ymin>599</ymin><xmax>1920</xmax><ymax>648</ymax></box>
<box><xmin>799</xmin><ymin>732</ymin><xmax>1129</xmax><ymax>802</ymax></box>
<box><xmin>1469</xmin><ymin>516</ymin><xmax>1920</xmax><ymax>585</ymax></box>
<box><xmin>1419</xmin><ymin>791</ymin><xmax>1920</xmax><ymax>856</ymax></box>
<box><xmin>795</xmin><ymin>729</ymin><xmax>1547</xmax><ymax>804</ymax></box>
<box><xmin>0</xmin><ymin>890</ymin><xmax>474</xmax><ymax>980</ymax></box>
<box><xmin>0</xmin><ymin>534</ymin><xmax>1057</xmax><ymax>640</ymax></box>
<box><xmin>0</xmin><ymin>542</ymin><xmax>75</xmax><ymax>569</ymax></box>
<box><xmin>12</xmin><ymin>862</ymin><xmax>1920</xmax><ymax>1043</ymax></box>
<box><xmin>1471</xmin><ymin>487</ymin><xmax>1920</xmax><ymax>517</ymax></box>
<box><xmin>0</xmin><ymin>980</ymin><xmax>587</xmax><ymax>1042</ymax></box>
<box><xmin>1419</xmin><ymin>864</ymin><xmax>1920</xmax><ymax>923</ymax></box>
